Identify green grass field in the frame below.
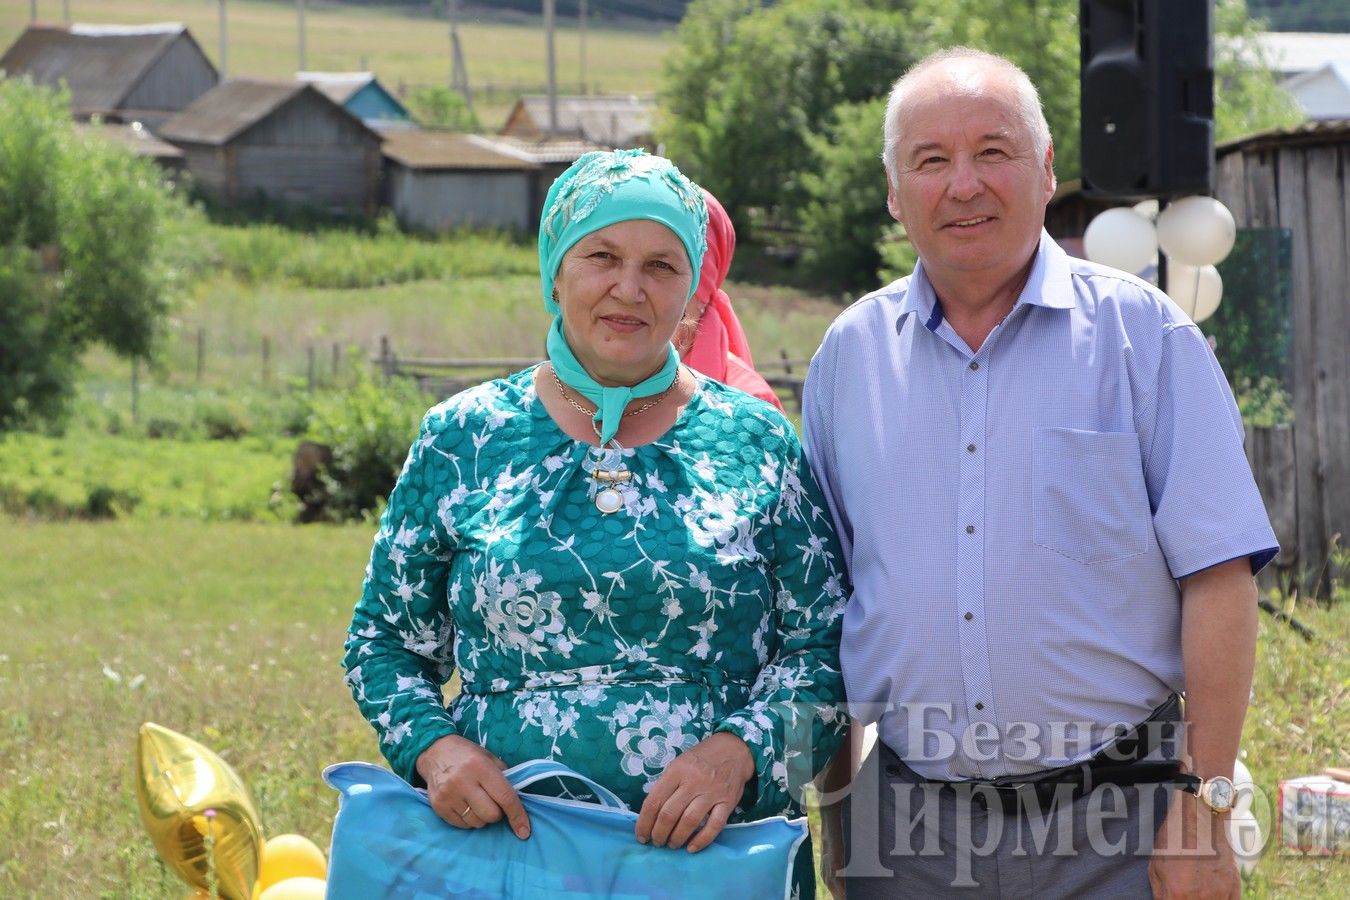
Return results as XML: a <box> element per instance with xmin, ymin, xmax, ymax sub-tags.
<box><xmin>2</xmin><ymin>0</ymin><xmax>672</xmax><ymax>128</ymax></box>
<box><xmin>0</xmin><ymin>519</ymin><xmax>1345</xmax><ymax>896</ymax></box>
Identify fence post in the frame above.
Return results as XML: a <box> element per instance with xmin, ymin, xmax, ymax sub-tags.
<box><xmin>307</xmin><ymin>346</ymin><xmax>316</xmax><ymax>393</ymax></box>
<box><xmin>262</xmin><ymin>336</ymin><xmax>271</xmax><ymax>385</ymax></box>
<box><xmin>196</xmin><ymin>328</ymin><xmax>205</xmax><ymax>383</ymax></box>
<box><xmin>332</xmin><ymin>342</ymin><xmax>341</xmax><ymax>383</ymax></box>
<box><xmin>379</xmin><ymin>335</ymin><xmax>393</xmax><ymax>383</ymax></box>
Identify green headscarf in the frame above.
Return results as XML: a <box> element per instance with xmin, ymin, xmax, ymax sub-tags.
<box><xmin>538</xmin><ymin>149</ymin><xmax>708</xmax><ymax>444</ymax></box>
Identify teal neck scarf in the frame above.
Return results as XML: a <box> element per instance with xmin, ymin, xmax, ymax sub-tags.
<box><xmin>537</xmin><ymin>149</ymin><xmax>708</xmax><ymax>445</ymax></box>
<box><xmin>546</xmin><ymin>320</ymin><xmax>679</xmax><ymax>443</ymax></box>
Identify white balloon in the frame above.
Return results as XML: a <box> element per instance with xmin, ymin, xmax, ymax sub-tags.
<box><xmin>1228</xmin><ymin>807</ymin><xmax>1263</xmax><ymax>876</ymax></box>
<box><xmin>1155</xmin><ymin>196</ymin><xmax>1237</xmax><ymax>267</ymax></box>
<box><xmin>1166</xmin><ymin>261</ymin><xmax>1223</xmax><ymax>323</ymax></box>
<box><xmin>1084</xmin><ymin>207</ymin><xmax>1159</xmax><ymax>275</ymax></box>
<box><xmin>1232</xmin><ymin>759</ymin><xmax>1255</xmax><ymax>814</ymax></box>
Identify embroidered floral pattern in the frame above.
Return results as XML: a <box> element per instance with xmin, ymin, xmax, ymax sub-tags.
<box><xmin>344</xmin><ymin>370</ymin><xmax>848</xmax><ymax>836</ymax></box>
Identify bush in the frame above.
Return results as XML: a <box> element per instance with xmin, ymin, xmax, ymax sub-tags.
<box><xmin>303</xmin><ymin>374</ymin><xmax>433</xmax><ymax>522</ymax></box>
<box><xmin>799</xmin><ymin>98</ymin><xmax>892</xmax><ymax>291</ymax></box>
<box><xmin>0</xmin><ymin>79</ymin><xmax>178</xmax><ymax>433</ymax></box>
<box><xmin>85</xmin><ymin>484</ymin><xmax>140</xmax><ymax>520</ymax></box>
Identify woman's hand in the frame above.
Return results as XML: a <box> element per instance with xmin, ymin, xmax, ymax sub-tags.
<box><xmin>415</xmin><ymin>735</ymin><xmax>531</xmax><ymax>839</ymax></box>
<box><xmin>636</xmin><ymin>732</ymin><xmax>755</xmax><ymax>852</ymax></box>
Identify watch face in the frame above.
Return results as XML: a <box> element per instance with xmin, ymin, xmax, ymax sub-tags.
<box><xmin>1203</xmin><ymin>777</ymin><xmax>1235</xmax><ymax>811</ymax></box>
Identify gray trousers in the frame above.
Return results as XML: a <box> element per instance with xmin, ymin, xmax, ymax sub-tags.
<box><xmin>840</xmin><ymin>742</ymin><xmax>1174</xmax><ymax>899</ymax></box>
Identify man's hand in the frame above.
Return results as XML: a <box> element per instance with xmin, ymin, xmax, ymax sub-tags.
<box><xmin>1148</xmin><ymin>791</ymin><xmax>1239</xmax><ymax>899</ymax></box>
<box><xmin>415</xmin><ymin>734</ymin><xmax>531</xmax><ymax>839</ymax></box>
<box><xmin>636</xmin><ymin>732</ymin><xmax>755</xmax><ymax>852</ymax></box>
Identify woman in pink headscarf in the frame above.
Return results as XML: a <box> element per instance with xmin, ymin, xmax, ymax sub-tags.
<box><xmin>676</xmin><ymin>190</ymin><xmax>784</xmax><ymax>410</ymax></box>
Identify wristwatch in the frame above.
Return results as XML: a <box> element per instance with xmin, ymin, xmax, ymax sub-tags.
<box><xmin>1175</xmin><ymin>773</ymin><xmax>1236</xmax><ymax>813</ymax></box>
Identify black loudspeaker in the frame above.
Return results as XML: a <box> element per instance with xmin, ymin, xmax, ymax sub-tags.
<box><xmin>1080</xmin><ymin>0</ymin><xmax>1215</xmax><ymax>199</ymax></box>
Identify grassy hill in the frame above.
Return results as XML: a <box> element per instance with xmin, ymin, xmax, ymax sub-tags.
<box><xmin>1</xmin><ymin>0</ymin><xmax>673</xmax><ymax>128</ymax></box>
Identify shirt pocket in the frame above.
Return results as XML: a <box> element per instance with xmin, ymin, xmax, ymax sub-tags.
<box><xmin>1032</xmin><ymin>427</ymin><xmax>1150</xmax><ymax>565</ymax></box>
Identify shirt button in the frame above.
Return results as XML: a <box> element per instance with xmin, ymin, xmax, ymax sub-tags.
<box><xmin>969</xmin><ymin>361</ymin><xmax>980</xmax><ymax>371</ymax></box>
<box><xmin>965</xmin><ymin>525</ymin><xmax>976</xmax><ymax>534</ymax></box>
<box><xmin>975</xmin><ymin>702</ymin><xmax>985</xmax><ymax>711</ymax></box>
<box><xmin>964</xmin><ymin>612</ymin><xmax>974</xmax><ymax>621</ymax></box>
<box><xmin>966</xmin><ymin>443</ymin><xmax>977</xmax><ymax>453</ymax></box>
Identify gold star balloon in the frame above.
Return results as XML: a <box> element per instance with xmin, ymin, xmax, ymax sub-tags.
<box><xmin>135</xmin><ymin>722</ymin><xmax>264</xmax><ymax>900</ymax></box>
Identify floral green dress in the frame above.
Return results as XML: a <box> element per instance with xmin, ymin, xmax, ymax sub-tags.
<box><xmin>343</xmin><ymin>367</ymin><xmax>848</xmax><ymax>843</ymax></box>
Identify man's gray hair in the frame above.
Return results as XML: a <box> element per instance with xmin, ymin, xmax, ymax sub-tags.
<box><xmin>882</xmin><ymin>47</ymin><xmax>1052</xmax><ymax>186</ymax></box>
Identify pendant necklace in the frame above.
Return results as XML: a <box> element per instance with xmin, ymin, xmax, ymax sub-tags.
<box><xmin>590</xmin><ymin>438</ymin><xmax>631</xmax><ymax>515</ymax></box>
<box><xmin>550</xmin><ymin>366</ymin><xmax>675</xmax><ymax>515</ymax></box>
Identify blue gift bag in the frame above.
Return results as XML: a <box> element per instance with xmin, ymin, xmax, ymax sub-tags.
<box><xmin>323</xmin><ymin>759</ymin><xmax>808</xmax><ymax>899</ymax></box>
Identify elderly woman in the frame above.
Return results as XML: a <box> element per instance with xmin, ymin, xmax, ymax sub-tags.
<box><xmin>676</xmin><ymin>189</ymin><xmax>784</xmax><ymax>410</ymax></box>
<box><xmin>342</xmin><ymin>150</ymin><xmax>846</xmax><ymax>891</ymax></box>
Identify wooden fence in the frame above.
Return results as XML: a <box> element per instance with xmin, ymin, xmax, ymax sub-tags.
<box><xmin>374</xmin><ymin>337</ymin><xmax>810</xmax><ymax>410</ymax></box>
<box><xmin>1247</xmin><ymin>423</ymin><xmax>1342</xmax><ymax>599</ymax></box>
<box><xmin>374</xmin><ymin>340</ymin><xmax>1339</xmax><ymax>598</ymax></box>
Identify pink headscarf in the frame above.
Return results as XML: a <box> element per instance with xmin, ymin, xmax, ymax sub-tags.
<box><xmin>681</xmin><ymin>190</ymin><xmax>784</xmax><ymax>410</ymax></box>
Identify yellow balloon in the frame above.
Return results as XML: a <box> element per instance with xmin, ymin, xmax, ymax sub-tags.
<box><xmin>134</xmin><ymin>722</ymin><xmax>264</xmax><ymax>900</ymax></box>
<box><xmin>257</xmin><ymin>876</ymin><xmax>327</xmax><ymax>900</ymax></box>
<box><xmin>258</xmin><ymin>833</ymin><xmax>327</xmax><ymax>890</ymax></box>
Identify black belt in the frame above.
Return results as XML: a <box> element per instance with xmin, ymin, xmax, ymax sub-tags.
<box><xmin>922</xmin><ymin>694</ymin><xmax>1182</xmax><ymax>816</ymax></box>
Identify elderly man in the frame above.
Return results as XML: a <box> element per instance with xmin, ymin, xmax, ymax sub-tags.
<box><xmin>806</xmin><ymin>48</ymin><xmax>1277</xmax><ymax>898</ymax></box>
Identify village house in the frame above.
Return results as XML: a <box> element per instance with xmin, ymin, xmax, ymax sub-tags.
<box><xmin>381</xmin><ymin>131</ymin><xmax>600</xmax><ymax>232</ymax></box>
<box><xmin>158</xmin><ymin>79</ymin><xmax>383</xmax><ymax>214</ymax></box>
<box><xmin>296</xmin><ymin>71</ymin><xmax>414</xmax><ymax>130</ymax></box>
<box><xmin>501</xmin><ymin>94</ymin><xmax>654</xmax><ymax>150</ymax></box>
<box><xmin>0</xmin><ymin>22</ymin><xmax>217</xmax><ymax>129</ymax></box>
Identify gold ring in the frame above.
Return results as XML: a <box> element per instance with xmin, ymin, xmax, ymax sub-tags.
<box><xmin>461</xmin><ymin>804</ymin><xmax>473</xmax><ymax>817</ymax></box>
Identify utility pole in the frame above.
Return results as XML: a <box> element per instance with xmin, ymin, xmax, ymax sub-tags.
<box><xmin>448</xmin><ymin>0</ymin><xmax>474</xmax><ymax>117</ymax></box>
<box><xmin>579</xmin><ymin>0</ymin><xmax>588</xmax><ymax>95</ymax></box>
<box><xmin>544</xmin><ymin>0</ymin><xmax>558</xmax><ymax>134</ymax></box>
<box><xmin>218</xmin><ymin>0</ymin><xmax>228</xmax><ymax>78</ymax></box>
<box><xmin>297</xmin><ymin>0</ymin><xmax>306</xmax><ymax>72</ymax></box>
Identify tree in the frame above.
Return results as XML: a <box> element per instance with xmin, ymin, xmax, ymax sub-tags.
<box><xmin>660</xmin><ymin>0</ymin><xmax>916</xmax><ymax>238</ymax></box>
<box><xmin>798</xmin><ymin>98</ymin><xmax>893</xmax><ymax>290</ymax></box>
<box><xmin>906</xmin><ymin>0</ymin><xmax>1082</xmax><ymax>179</ymax></box>
<box><xmin>0</xmin><ymin>80</ymin><xmax>176</xmax><ymax>433</ymax></box>
<box><xmin>1215</xmin><ymin>0</ymin><xmax>1303</xmax><ymax>142</ymax></box>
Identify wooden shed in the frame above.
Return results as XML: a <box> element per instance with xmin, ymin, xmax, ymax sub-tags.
<box><xmin>1046</xmin><ymin>121</ymin><xmax>1350</xmax><ymax>595</ymax></box>
<box><xmin>158</xmin><ymin>80</ymin><xmax>383</xmax><ymax>214</ymax></box>
<box><xmin>0</xmin><ymin>22</ymin><xmax>218</xmax><ymax>128</ymax></box>
<box><xmin>296</xmin><ymin>71</ymin><xmax>413</xmax><ymax>129</ymax></box>
<box><xmin>381</xmin><ymin>132</ymin><xmax>600</xmax><ymax>232</ymax></box>
<box><xmin>501</xmin><ymin>95</ymin><xmax>653</xmax><ymax>150</ymax></box>
<box><xmin>382</xmin><ymin>131</ymin><xmax>536</xmax><ymax>232</ymax></box>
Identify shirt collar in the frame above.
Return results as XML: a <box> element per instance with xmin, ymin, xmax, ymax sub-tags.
<box><xmin>896</xmin><ymin>229</ymin><xmax>1077</xmax><ymax>333</ymax></box>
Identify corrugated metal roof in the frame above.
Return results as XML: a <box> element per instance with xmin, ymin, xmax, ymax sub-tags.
<box><xmin>73</xmin><ymin>120</ymin><xmax>184</xmax><ymax>159</ymax></box>
<box><xmin>0</xmin><ymin>22</ymin><xmax>205</xmax><ymax>116</ymax></box>
<box><xmin>490</xmin><ymin>134</ymin><xmax>607</xmax><ymax>164</ymax></box>
<box><xmin>296</xmin><ymin>71</ymin><xmax>373</xmax><ymax>105</ymax></box>
<box><xmin>1217</xmin><ymin>118</ymin><xmax>1350</xmax><ymax>154</ymax></box>
<box><xmin>506</xmin><ymin>95</ymin><xmax>653</xmax><ymax>146</ymax></box>
<box><xmin>381</xmin><ymin>131</ymin><xmax>537</xmax><ymax>171</ymax></box>
<box><xmin>1249</xmin><ymin>31</ymin><xmax>1350</xmax><ymax>77</ymax></box>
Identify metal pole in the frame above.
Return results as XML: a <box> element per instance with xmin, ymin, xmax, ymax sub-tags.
<box><xmin>579</xmin><ymin>0</ymin><xmax>588</xmax><ymax>94</ymax></box>
<box><xmin>63</xmin><ymin>0</ymin><xmax>71</xmax><ymax>24</ymax></box>
<box><xmin>298</xmin><ymin>0</ymin><xmax>306</xmax><ymax>72</ymax></box>
<box><xmin>218</xmin><ymin>0</ymin><xmax>228</xmax><ymax>79</ymax></box>
<box><xmin>30</xmin><ymin>1</ymin><xmax>37</xmax><ymax>22</ymax></box>
<box><xmin>448</xmin><ymin>0</ymin><xmax>474</xmax><ymax>117</ymax></box>
<box><xmin>544</xmin><ymin>0</ymin><xmax>557</xmax><ymax>134</ymax></box>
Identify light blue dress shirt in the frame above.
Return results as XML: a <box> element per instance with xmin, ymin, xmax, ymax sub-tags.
<box><xmin>803</xmin><ymin>232</ymin><xmax>1278</xmax><ymax>780</ymax></box>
